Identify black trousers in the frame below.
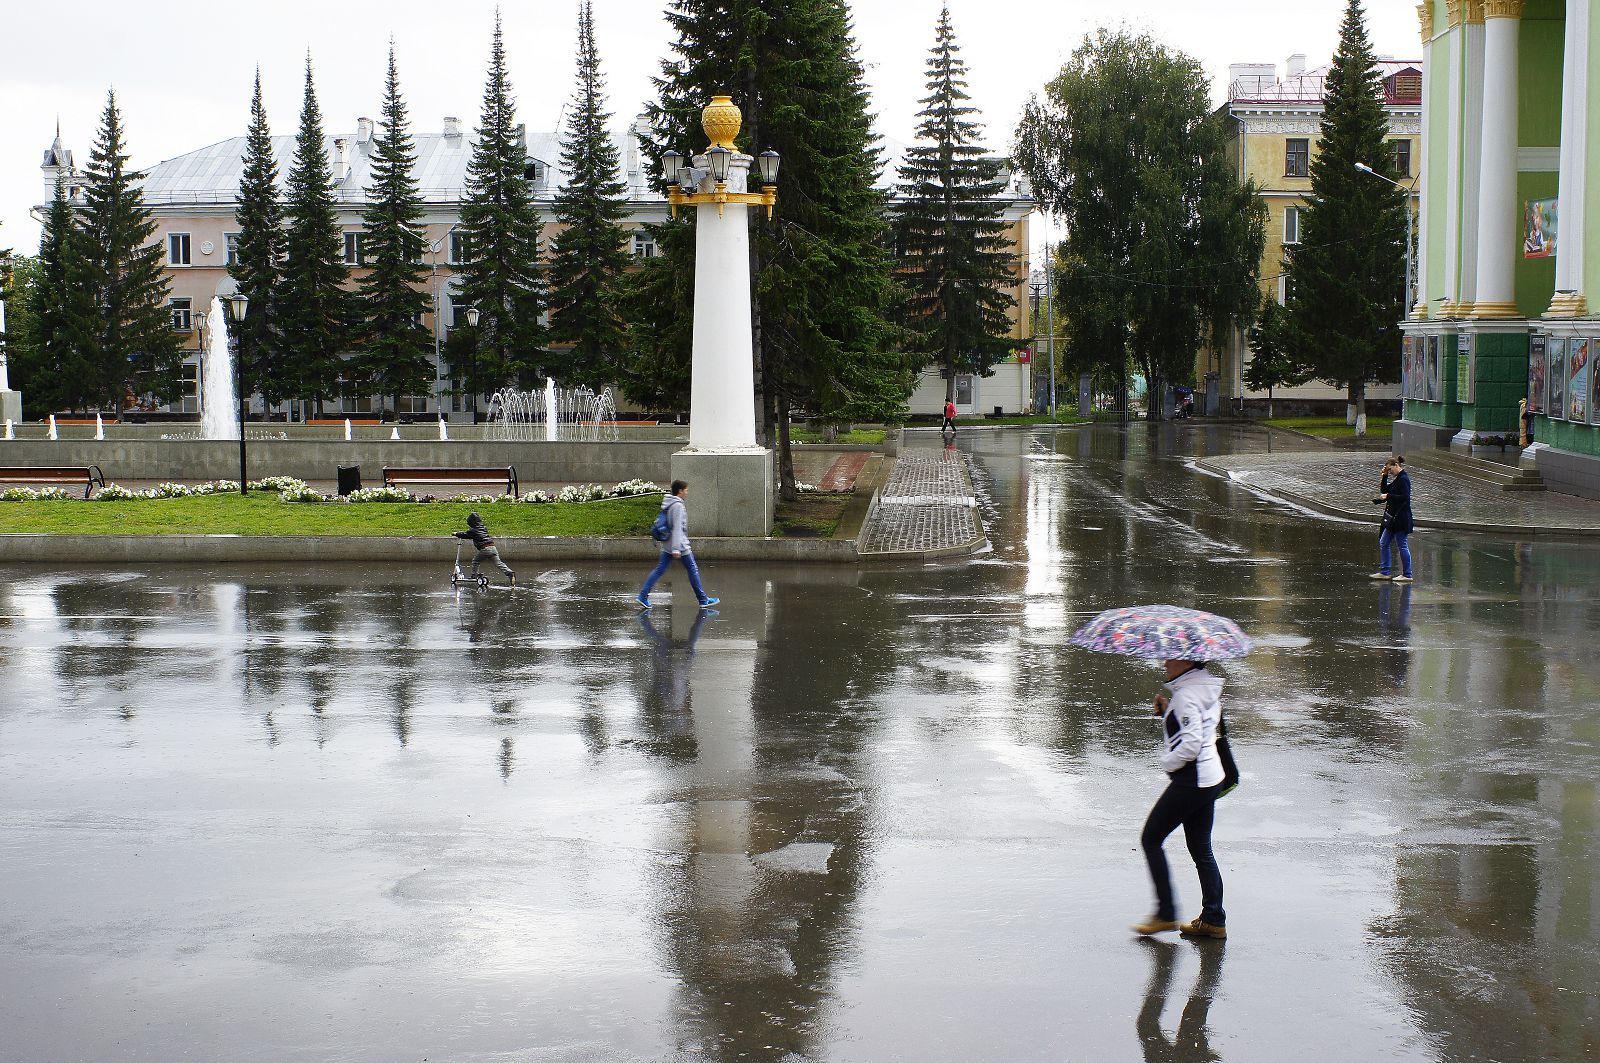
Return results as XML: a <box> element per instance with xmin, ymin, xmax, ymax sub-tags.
<box><xmin>1140</xmin><ymin>782</ymin><xmax>1226</xmax><ymax>924</ymax></box>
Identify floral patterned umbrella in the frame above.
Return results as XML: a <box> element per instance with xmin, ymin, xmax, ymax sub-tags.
<box><xmin>1068</xmin><ymin>605</ymin><xmax>1253</xmax><ymax>661</ymax></box>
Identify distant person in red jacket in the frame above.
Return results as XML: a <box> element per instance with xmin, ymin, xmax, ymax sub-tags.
<box><xmin>942</xmin><ymin>399</ymin><xmax>957</xmax><ymax>436</ymax></box>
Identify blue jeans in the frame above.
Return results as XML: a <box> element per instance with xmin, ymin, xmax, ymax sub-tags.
<box><xmin>1141</xmin><ymin>782</ymin><xmax>1225</xmax><ymax>925</ymax></box>
<box><xmin>640</xmin><ymin>550</ymin><xmax>709</xmax><ymax>604</ymax></box>
<box><xmin>1378</xmin><ymin>528</ymin><xmax>1412</xmax><ymax>577</ymax></box>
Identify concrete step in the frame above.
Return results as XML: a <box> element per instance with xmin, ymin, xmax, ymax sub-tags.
<box><xmin>1407</xmin><ymin>449</ymin><xmax>1544</xmax><ymax>491</ymax></box>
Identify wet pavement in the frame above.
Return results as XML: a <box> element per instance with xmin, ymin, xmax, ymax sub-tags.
<box><xmin>2</xmin><ymin>423</ymin><xmax>1598</xmax><ymax>1062</ymax></box>
<box><xmin>1203</xmin><ymin>449</ymin><xmax>1600</xmax><ymax>535</ymax></box>
<box><xmin>858</xmin><ymin>449</ymin><xmax>982</xmax><ymax>555</ymax></box>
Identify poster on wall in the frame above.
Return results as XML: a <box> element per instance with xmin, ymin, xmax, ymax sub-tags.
<box><xmin>1528</xmin><ymin>336</ymin><xmax>1547</xmax><ymax>414</ymax></box>
<box><xmin>1570</xmin><ymin>338</ymin><xmax>1591</xmax><ymax>422</ymax></box>
<box><xmin>1523</xmin><ymin>197</ymin><xmax>1557</xmax><ymax>259</ymax></box>
<box><xmin>1425</xmin><ymin>336</ymin><xmax>1440</xmax><ymax>401</ymax></box>
<box><xmin>1549</xmin><ymin>337</ymin><xmax>1568</xmax><ymax>418</ymax></box>
<box><xmin>1457</xmin><ymin>334</ymin><xmax>1474</xmax><ymax>404</ymax></box>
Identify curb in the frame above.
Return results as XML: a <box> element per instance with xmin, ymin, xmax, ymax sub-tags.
<box><xmin>1197</xmin><ymin>457</ymin><xmax>1600</xmax><ymax>538</ymax></box>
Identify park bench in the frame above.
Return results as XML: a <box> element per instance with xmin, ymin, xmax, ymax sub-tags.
<box><xmin>0</xmin><ymin>465</ymin><xmax>107</xmax><ymax>498</ymax></box>
<box><xmin>382</xmin><ymin>466</ymin><xmax>520</xmax><ymax>498</ymax></box>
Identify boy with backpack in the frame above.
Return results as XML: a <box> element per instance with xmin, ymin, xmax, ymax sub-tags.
<box><xmin>638</xmin><ymin>480</ymin><xmax>718</xmax><ymax>610</ymax></box>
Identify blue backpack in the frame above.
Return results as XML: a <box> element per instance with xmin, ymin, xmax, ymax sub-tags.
<box><xmin>650</xmin><ymin>508</ymin><xmax>671</xmax><ymax>543</ymax></box>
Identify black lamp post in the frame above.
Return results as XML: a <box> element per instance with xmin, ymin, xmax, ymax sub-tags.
<box><xmin>223</xmin><ymin>292</ymin><xmax>250</xmax><ymax>493</ymax></box>
<box><xmin>464</xmin><ymin>306</ymin><xmax>480</xmax><ymax>424</ymax></box>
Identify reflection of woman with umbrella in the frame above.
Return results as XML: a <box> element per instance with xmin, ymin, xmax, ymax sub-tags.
<box><xmin>1071</xmin><ymin>606</ymin><xmax>1248</xmax><ymax>940</ymax></box>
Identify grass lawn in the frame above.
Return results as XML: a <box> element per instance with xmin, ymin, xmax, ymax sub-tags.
<box><xmin>789</xmin><ymin>428</ymin><xmax>888</xmax><ymax>445</ymax></box>
<box><xmin>1264</xmin><ymin>416</ymin><xmax>1396</xmax><ymax>441</ymax></box>
<box><xmin>773</xmin><ymin>493</ymin><xmax>849</xmax><ymax>538</ymax></box>
<box><xmin>0</xmin><ymin>494</ymin><xmax>661</xmax><ymax>537</ymax></box>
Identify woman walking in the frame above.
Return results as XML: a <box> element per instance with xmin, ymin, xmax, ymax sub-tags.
<box><xmin>1130</xmin><ymin>658</ymin><xmax>1230</xmax><ymax>940</ymax></box>
<box><xmin>1371</xmin><ymin>455</ymin><xmax>1414</xmax><ymax>583</ymax></box>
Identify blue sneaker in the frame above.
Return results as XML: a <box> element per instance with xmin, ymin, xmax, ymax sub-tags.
<box><xmin>635</xmin><ymin>595</ymin><xmax>652</xmax><ymax>610</ymax></box>
<box><xmin>698</xmin><ymin>597</ymin><xmax>720</xmax><ymax>608</ymax></box>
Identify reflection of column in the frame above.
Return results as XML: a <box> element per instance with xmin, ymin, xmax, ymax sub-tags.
<box><xmin>1467</xmin><ymin>0</ymin><xmax>1523</xmax><ymax>318</ymax></box>
<box><xmin>1545</xmin><ymin>0</ymin><xmax>1590</xmax><ymax>316</ymax></box>
<box><xmin>1414</xmin><ymin>3</ymin><xmax>1435</xmax><ymax>317</ymax></box>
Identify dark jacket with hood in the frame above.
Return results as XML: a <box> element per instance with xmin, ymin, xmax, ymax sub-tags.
<box><xmin>454</xmin><ymin>512</ymin><xmax>494</xmax><ymax>550</ymax></box>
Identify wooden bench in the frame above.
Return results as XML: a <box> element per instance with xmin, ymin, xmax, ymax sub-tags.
<box><xmin>382</xmin><ymin>466</ymin><xmax>520</xmax><ymax>497</ymax></box>
<box><xmin>0</xmin><ymin>465</ymin><xmax>107</xmax><ymax>498</ymax></box>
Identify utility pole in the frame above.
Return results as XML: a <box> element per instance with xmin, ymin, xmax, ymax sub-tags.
<box><xmin>1044</xmin><ymin>240</ymin><xmax>1056</xmax><ymax>419</ymax></box>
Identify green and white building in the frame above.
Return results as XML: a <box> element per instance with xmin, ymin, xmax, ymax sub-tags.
<box><xmin>1400</xmin><ymin>0</ymin><xmax>1600</xmax><ymax>497</ymax></box>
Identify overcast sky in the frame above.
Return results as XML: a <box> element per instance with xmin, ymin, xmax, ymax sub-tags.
<box><xmin>0</xmin><ymin>0</ymin><xmax>1420</xmax><ymax>258</ymax></box>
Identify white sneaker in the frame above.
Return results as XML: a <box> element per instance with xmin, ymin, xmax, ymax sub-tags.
<box><xmin>1391</xmin><ymin>575</ymin><xmax>1413</xmax><ymax>583</ymax></box>
<box><xmin>1369</xmin><ymin>572</ymin><xmax>1391</xmax><ymax>580</ymax></box>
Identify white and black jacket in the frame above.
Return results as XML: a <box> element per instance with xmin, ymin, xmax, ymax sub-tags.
<box><xmin>1160</xmin><ymin>668</ymin><xmax>1226</xmax><ymax>788</ymax></box>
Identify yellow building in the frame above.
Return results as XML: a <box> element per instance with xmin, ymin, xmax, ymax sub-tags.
<box><xmin>1203</xmin><ymin>55</ymin><xmax>1422</xmax><ymax>413</ymax></box>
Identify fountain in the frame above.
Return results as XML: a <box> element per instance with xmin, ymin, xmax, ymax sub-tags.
<box><xmin>344</xmin><ymin>418</ymin><xmax>352</xmax><ymax>441</ymax></box>
<box><xmin>200</xmin><ymin>298</ymin><xmax>238</xmax><ymax>440</ymax></box>
<box><xmin>47</xmin><ymin>414</ymin><xmax>58</xmax><ymax>440</ymax></box>
<box><xmin>438</xmin><ymin>417</ymin><xmax>449</xmax><ymax>441</ymax></box>
<box><xmin>94</xmin><ymin>413</ymin><xmax>105</xmax><ymax>440</ymax></box>
<box><xmin>4</xmin><ymin>420</ymin><xmax>12</xmax><ymax>440</ymax></box>
<box><xmin>485</xmin><ymin>382</ymin><xmax>618</xmax><ymax>443</ymax></box>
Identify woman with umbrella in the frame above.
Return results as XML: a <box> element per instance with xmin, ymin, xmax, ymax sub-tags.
<box><xmin>1070</xmin><ymin>605</ymin><xmax>1247</xmax><ymax>941</ymax></box>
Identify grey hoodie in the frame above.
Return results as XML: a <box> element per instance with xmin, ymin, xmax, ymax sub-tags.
<box><xmin>1159</xmin><ymin>668</ymin><xmax>1226</xmax><ymax>788</ymax></box>
<box><xmin>659</xmin><ymin>495</ymin><xmax>691</xmax><ymax>555</ymax></box>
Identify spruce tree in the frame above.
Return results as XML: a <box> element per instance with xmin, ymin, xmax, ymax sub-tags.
<box><xmin>634</xmin><ymin>0</ymin><xmax>908</xmax><ymax>498</ymax></box>
<box><xmin>230</xmin><ymin>70</ymin><xmax>287</xmax><ymax>406</ymax></box>
<box><xmin>77</xmin><ymin>90</ymin><xmax>183</xmax><ymax>409</ymax></box>
<box><xmin>454</xmin><ymin>15</ymin><xmax>546</xmax><ymax>420</ymax></box>
<box><xmin>355</xmin><ymin>44</ymin><xmax>433</xmax><ymax>413</ymax></box>
<box><xmin>1283</xmin><ymin>0</ymin><xmax>1407</xmax><ymax>432</ymax></box>
<box><xmin>546</xmin><ymin>0</ymin><xmax>631</xmax><ymax>390</ymax></box>
<box><xmin>22</xmin><ymin>179</ymin><xmax>98</xmax><ymax>411</ymax></box>
<box><xmin>893</xmin><ymin>7</ymin><xmax>1020</xmax><ymax>405</ymax></box>
<box><xmin>278</xmin><ymin>56</ymin><xmax>351</xmax><ymax>416</ymax></box>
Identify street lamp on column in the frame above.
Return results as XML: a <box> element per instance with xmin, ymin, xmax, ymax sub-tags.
<box><xmin>1354</xmin><ymin>161</ymin><xmax>1417</xmax><ymax>315</ymax></box>
<box><xmin>463</xmin><ymin>306</ymin><xmax>480</xmax><ymax>423</ymax></box>
<box><xmin>193</xmin><ymin>307</ymin><xmax>207</xmax><ymax>415</ymax></box>
<box><xmin>222</xmin><ymin>291</ymin><xmax>250</xmax><ymax>494</ymax></box>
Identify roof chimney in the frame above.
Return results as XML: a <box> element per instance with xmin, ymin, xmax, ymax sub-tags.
<box><xmin>357</xmin><ymin>117</ymin><xmax>374</xmax><ymax>144</ymax></box>
<box><xmin>1286</xmin><ymin>53</ymin><xmax>1307</xmax><ymax>78</ymax></box>
<box><xmin>333</xmin><ymin>137</ymin><xmax>349</xmax><ymax>184</ymax></box>
<box><xmin>443</xmin><ymin>116</ymin><xmax>461</xmax><ymax>138</ymax></box>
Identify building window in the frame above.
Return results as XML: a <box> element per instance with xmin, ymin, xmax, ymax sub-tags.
<box><xmin>343</xmin><ymin>231</ymin><xmax>365</xmax><ymax>266</ymax></box>
<box><xmin>632</xmin><ymin>232</ymin><xmax>657</xmax><ymax>259</ymax></box>
<box><xmin>1285</xmin><ymin>139</ymin><xmax>1310</xmax><ymax>177</ymax></box>
<box><xmin>224</xmin><ymin>233</ymin><xmax>241</xmax><ymax>266</ymax></box>
<box><xmin>1283</xmin><ymin>206</ymin><xmax>1302</xmax><ymax>246</ymax></box>
<box><xmin>169</xmin><ymin>297</ymin><xmax>193</xmax><ymax>332</ymax></box>
<box><xmin>448</xmin><ymin>231</ymin><xmax>470</xmax><ymax>264</ymax></box>
<box><xmin>1387</xmin><ymin>139</ymin><xmax>1411</xmax><ymax>178</ymax></box>
<box><xmin>168</xmin><ymin>232</ymin><xmax>192</xmax><ymax>266</ymax></box>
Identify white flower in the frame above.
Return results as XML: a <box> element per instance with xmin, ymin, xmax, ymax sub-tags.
<box><xmin>346</xmin><ymin>486</ymin><xmax>415</xmax><ymax>503</ymax></box>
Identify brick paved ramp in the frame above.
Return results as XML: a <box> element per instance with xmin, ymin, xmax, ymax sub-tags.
<box><xmin>1199</xmin><ymin>451</ymin><xmax>1600</xmax><ymax>536</ymax></box>
<box><xmin>858</xmin><ymin>452</ymin><xmax>985</xmax><ymax>556</ymax></box>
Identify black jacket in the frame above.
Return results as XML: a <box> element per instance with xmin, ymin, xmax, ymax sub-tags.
<box><xmin>454</xmin><ymin>520</ymin><xmax>494</xmax><ymax>549</ymax></box>
<box><xmin>1379</xmin><ymin>471</ymin><xmax>1414</xmax><ymax>535</ymax></box>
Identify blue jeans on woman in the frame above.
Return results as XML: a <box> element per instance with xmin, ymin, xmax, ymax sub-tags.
<box><xmin>641</xmin><ymin>550</ymin><xmax>710</xmax><ymax>605</ymax></box>
<box><xmin>1378</xmin><ymin>528</ymin><xmax>1412</xmax><ymax>578</ymax></box>
<box><xmin>1141</xmin><ymin>782</ymin><xmax>1226</xmax><ymax>925</ymax></box>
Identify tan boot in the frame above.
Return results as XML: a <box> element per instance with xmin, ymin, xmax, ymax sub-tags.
<box><xmin>1131</xmin><ymin>915</ymin><xmax>1180</xmax><ymax>935</ymax></box>
<box><xmin>1179</xmin><ymin>917</ymin><xmax>1227</xmax><ymax>939</ymax></box>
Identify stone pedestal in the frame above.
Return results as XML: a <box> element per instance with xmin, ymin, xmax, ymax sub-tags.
<box><xmin>671</xmin><ymin>448</ymin><xmax>772</xmax><ymax>537</ymax></box>
<box><xmin>0</xmin><ymin>391</ymin><xmax>20</xmax><ymax>425</ymax></box>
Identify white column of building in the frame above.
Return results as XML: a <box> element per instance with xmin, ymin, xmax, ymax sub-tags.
<box><xmin>1457</xmin><ymin>3</ymin><xmax>1489</xmax><ymax>312</ymax></box>
<box><xmin>1547</xmin><ymin>0</ymin><xmax>1590</xmax><ymax>316</ymax></box>
<box><xmin>1440</xmin><ymin>0</ymin><xmax>1466</xmax><ymax>313</ymax></box>
<box><xmin>1415</xmin><ymin>2</ymin><xmax>1435</xmax><ymax>316</ymax></box>
<box><xmin>688</xmin><ymin>154</ymin><xmax>758</xmax><ymax>450</ymax></box>
<box><xmin>1468</xmin><ymin>0</ymin><xmax>1524</xmax><ymax>318</ymax></box>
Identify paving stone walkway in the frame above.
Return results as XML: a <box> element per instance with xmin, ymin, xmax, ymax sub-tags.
<box><xmin>858</xmin><ymin>451</ymin><xmax>984</xmax><ymax>554</ymax></box>
<box><xmin>1200</xmin><ymin>450</ymin><xmax>1600</xmax><ymax>535</ymax></box>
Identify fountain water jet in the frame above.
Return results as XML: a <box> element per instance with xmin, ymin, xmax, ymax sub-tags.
<box><xmin>47</xmin><ymin>414</ymin><xmax>58</xmax><ymax>440</ymax></box>
<box><xmin>200</xmin><ymin>298</ymin><xmax>239</xmax><ymax>440</ymax></box>
<box><xmin>485</xmin><ymin>383</ymin><xmax>618</xmax><ymax>443</ymax></box>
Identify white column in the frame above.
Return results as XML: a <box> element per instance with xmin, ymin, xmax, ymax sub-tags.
<box><xmin>1468</xmin><ymin>0</ymin><xmax>1524</xmax><ymax>318</ymax></box>
<box><xmin>688</xmin><ymin>154</ymin><xmax>758</xmax><ymax>450</ymax></box>
<box><xmin>1547</xmin><ymin>0</ymin><xmax>1590</xmax><ymax>316</ymax></box>
<box><xmin>1415</xmin><ymin>3</ymin><xmax>1434</xmax><ymax>316</ymax></box>
<box><xmin>1440</xmin><ymin>0</ymin><xmax>1465</xmax><ymax>313</ymax></box>
<box><xmin>1458</xmin><ymin>8</ymin><xmax>1488</xmax><ymax>312</ymax></box>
